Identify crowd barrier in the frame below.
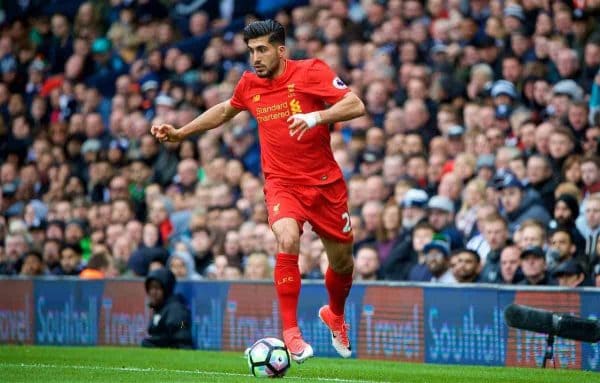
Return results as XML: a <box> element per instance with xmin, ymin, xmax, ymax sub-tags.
<box><xmin>0</xmin><ymin>278</ymin><xmax>599</xmax><ymax>371</ymax></box>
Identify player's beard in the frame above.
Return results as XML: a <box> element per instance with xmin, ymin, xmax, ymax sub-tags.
<box><xmin>256</xmin><ymin>60</ymin><xmax>280</xmax><ymax>78</ymax></box>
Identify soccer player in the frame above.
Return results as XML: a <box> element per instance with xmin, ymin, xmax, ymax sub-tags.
<box><xmin>151</xmin><ymin>20</ymin><xmax>365</xmax><ymax>363</ymax></box>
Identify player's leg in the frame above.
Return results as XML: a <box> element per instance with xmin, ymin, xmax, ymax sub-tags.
<box><xmin>307</xmin><ymin>179</ymin><xmax>354</xmax><ymax>358</ymax></box>
<box><xmin>271</xmin><ymin>217</ymin><xmax>302</xmax><ymax>332</ymax></box>
<box><xmin>265</xmin><ymin>180</ymin><xmax>314</xmax><ymax>363</ymax></box>
<box><xmin>271</xmin><ymin>217</ymin><xmax>313</xmax><ymax>363</ymax></box>
<box><xmin>319</xmin><ymin>237</ymin><xmax>354</xmax><ymax>358</ymax></box>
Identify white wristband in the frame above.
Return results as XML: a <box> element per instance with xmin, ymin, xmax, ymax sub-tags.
<box><xmin>294</xmin><ymin>112</ymin><xmax>322</xmax><ymax>128</ymax></box>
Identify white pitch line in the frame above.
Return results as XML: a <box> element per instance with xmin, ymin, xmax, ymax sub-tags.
<box><xmin>0</xmin><ymin>363</ymin><xmax>392</xmax><ymax>383</ymax></box>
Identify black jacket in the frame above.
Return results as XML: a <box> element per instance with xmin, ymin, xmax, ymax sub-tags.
<box><xmin>142</xmin><ymin>268</ymin><xmax>193</xmax><ymax>349</ymax></box>
<box><xmin>381</xmin><ymin>238</ymin><xmax>418</xmax><ymax>281</ymax></box>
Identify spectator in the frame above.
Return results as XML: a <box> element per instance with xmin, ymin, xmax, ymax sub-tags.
<box><xmin>495</xmin><ymin>171</ymin><xmax>551</xmax><ymax>233</ymax></box>
<box><xmin>19</xmin><ymin>250</ymin><xmax>46</xmax><ymax>276</ymax></box>
<box><xmin>382</xmin><ymin>221</ymin><xmax>434</xmax><ymax>281</ymax></box>
<box><xmin>354</xmin><ymin>245</ymin><xmax>380</xmax><ymax>281</ymax></box>
<box><xmin>410</xmin><ymin>236</ymin><xmax>456</xmax><ymax>283</ymax></box>
<box><xmin>516</xmin><ymin>219</ymin><xmax>547</xmax><ymax>250</ymax></box>
<box><xmin>547</xmin><ymin>227</ymin><xmax>585</xmax><ymax>272</ymax></box>
<box><xmin>581</xmin><ymin>155</ymin><xmax>600</xmax><ymax>196</ymax></box>
<box><xmin>375</xmin><ymin>203</ymin><xmax>402</xmax><ymax>264</ymax></box>
<box><xmin>519</xmin><ymin>246</ymin><xmax>555</xmax><ymax>286</ymax></box>
<box><xmin>576</xmin><ymin>193</ymin><xmax>600</xmax><ymax>261</ymax></box>
<box><xmin>142</xmin><ymin>268</ymin><xmax>193</xmax><ymax>349</ymax></box>
<box><xmin>58</xmin><ymin>243</ymin><xmax>83</xmax><ymax>276</ymax></box>
<box><xmin>399</xmin><ymin>188</ymin><xmax>429</xmax><ymax>234</ymax></box>
<box><xmin>244</xmin><ymin>252</ymin><xmax>272</xmax><ymax>280</ymax></box>
<box><xmin>168</xmin><ymin>249</ymin><xmax>202</xmax><ymax>280</ymax></box>
<box><xmin>2</xmin><ymin>232</ymin><xmax>29</xmax><ymax>274</ymax></box>
<box><xmin>80</xmin><ymin>251</ymin><xmax>114</xmax><ymax>279</ymax></box>
<box><xmin>479</xmin><ymin>216</ymin><xmax>514</xmax><ymax>283</ymax></box>
<box><xmin>552</xmin><ymin>259</ymin><xmax>593</xmax><ymax>288</ymax></box>
<box><xmin>451</xmin><ymin>249</ymin><xmax>481</xmax><ymax>283</ymax></box>
<box><xmin>549</xmin><ymin>194</ymin><xmax>586</xmax><ymax>253</ymax></box>
<box><xmin>499</xmin><ymin>245</ymin><xmax>523</xmax><ymax>284</ymax></box>
<box><xmin>526</xmin><ymin>154</ymin><xmax>558</xmax><ymax>212</ymax></box>
<box><xmin>427</xmin><ymin>195</ymin><xmax>464</xmax><ymax>250</ymax></box>
<box><xmin>456</xmin><ymin>178</ymin><xmax>487</xmax><ymax>239</ymax></box>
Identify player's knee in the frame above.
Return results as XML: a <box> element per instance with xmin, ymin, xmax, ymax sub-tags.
<box><xmin>336</xmin><ymin>257</ymin><xmax>354</xmax><ymax>275</ymax></box>
<box><xmin>329</xmin><ymin>253</ymin><xmax>354</xmax><ymax>274</ymax></box>
<box><xmin>277</xmin><ymin>233</ymin><xmax>300</xmax><ymax>254</ymax></box>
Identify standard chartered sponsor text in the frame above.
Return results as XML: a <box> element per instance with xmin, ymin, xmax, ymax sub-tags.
<box><xmin>256</xmin><ymin>101</ymin><xmax>291</xmax><ymax>123</ymax></box>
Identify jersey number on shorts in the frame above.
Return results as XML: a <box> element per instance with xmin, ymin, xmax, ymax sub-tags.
<box><xmin>341</xmin><ymin>212</ymin><xmax>352</xmax><ymax>233</ymax></box>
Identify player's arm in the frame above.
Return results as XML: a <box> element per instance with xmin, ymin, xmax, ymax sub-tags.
<box><xmin>151</xmin><ymin>99</ymin><xmax>242</xmax><ymax>142</ymax></box>
<box><xmin>319</xmin><ymin>92</ymin><xmax>365</xmax><ymax>125</ymax></box>
<box><xmin>288</xmin><ymin>92</ymin><xmax>365</xmax><ymax>140</ymax></box>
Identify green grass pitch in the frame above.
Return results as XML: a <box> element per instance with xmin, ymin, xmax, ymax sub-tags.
<box><xmin>0</xmin><ymin>345</ymin><xmax>597</xmax><ymax>383</ymax></box>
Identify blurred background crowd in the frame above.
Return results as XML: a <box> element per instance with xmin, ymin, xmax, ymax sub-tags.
<box><xmin>1</xmin><ymin>0</ymin><xmax>600</xmax><ymax>288</ymax></box>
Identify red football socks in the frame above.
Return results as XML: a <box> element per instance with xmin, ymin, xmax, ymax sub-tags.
<box><xmin>325</xmin><ymin>267</ymin><xmax>353</xmax><ymax>316</ymax></box>
<box><xmin>274</xmin><ymin>252</ymin><xmax>301</xmax><ymax>330</ymax></box>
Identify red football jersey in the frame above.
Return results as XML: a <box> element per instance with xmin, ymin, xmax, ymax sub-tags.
<box><xmin>230</xmin><ymin>59</ymin><xmax>350</xmax><ymax>185</ymax></box>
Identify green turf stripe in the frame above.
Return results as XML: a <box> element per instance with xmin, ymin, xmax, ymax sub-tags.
<box><xmin>0</xmin><ymin>363</ymin><xmax>392</xmax><ymax>383</ymax></box>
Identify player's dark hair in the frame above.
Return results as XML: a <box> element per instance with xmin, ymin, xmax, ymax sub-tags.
<box><xmin>243</xmin><ymin>20</ymin><xmax>285</xmax><ymax>46</ymax></box>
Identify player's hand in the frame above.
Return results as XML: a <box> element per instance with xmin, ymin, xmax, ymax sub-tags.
<box><xmin>150</xmin><ymin>123</ymin><xmax>182</xmax><ymax>143</ymax></box>
<box><xmin>287</xmin><ymin>112</ymin><xmax>322</xmax><ymax>141</ymax></box>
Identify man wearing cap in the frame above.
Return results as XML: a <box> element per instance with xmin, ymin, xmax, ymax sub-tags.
<box><xmin>549</xmin><ymin>79</ymin><xmax>584</xmax><ymax>120</ymax></box>
<box><xmin>409</xmin><ymin>237</ymin><xmax>456</xmax><ymax>283</ymax></box>
<box><xmin>552</xmin><ymin>258</ymin><xmax>593</xmax><ymax>287</ymax></box>
<box><xmin>400</xmin><ymin>188</ymin><xmax>429</xmax><ymax>234</ymax></box>
<box><xmin>503</xmin><ymin>4</ymin><xmax>526</xmax><ymax>31</ymax></box>
<box><xmin>490</xmin><ymin>80</ymin><xmax>518</xmax><ymax>107</ymax></box>
<box><xmin>476</xmin><ymin>154</ymin><xmax>496</xmax><ymax>182</ymax></box>
<box><xmin>496</xmin><ymin>171</ymin><xmax>550</xmax><ymax>233</ymax></box>
<box><xmin>446</xmin><ymin>125</ymin><xmax>465</xmax><ymax>158</ymax></box>
<box><xmin>427</xmin><ymin>195</ymin><xmax>463</xmax><ymax>250</ymax></box>
<box><xmin>359</xmin><ymin>148</ymin><xmax>385</xmax><ymax>177</ymax></box>
<box><xmin>86</xmin><ymin>37</ymin><xmax>126</xmax><ymax>98</ymax></box>
<box><xmin>518</xmin><ymin>246</ymin><xmax>555</xmax><ymax>286</ymax></box>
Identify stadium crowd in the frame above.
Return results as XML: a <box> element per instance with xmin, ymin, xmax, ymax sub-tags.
<box><xmin>1</xmin><ymin>0</ymin><xmax>600</xmax><ymax>288</ymax></box>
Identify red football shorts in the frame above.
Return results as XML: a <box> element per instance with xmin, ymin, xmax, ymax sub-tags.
<box><xmin>264</xmin><ymin>178</ymin><xmax>353</xmax><ymax>243</ymax></box>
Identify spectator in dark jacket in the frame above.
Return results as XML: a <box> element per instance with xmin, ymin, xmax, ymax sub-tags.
<box><xmin>496</xmin><ymin>171</ymin><xmax>551</xmax><ymax>233</ymax></box>
<box><xmin>548</xmin><ymin>194</ymin><xmax>586</xmax><ymax>257</ymax></box>
<box><xmin>142</xmin><ymin>268</ymin><xmax>193</xmax><ymax>349</ymax></box>
<box><xmin>526</xmin><ymin>154</ymin><xmax>558</xmax><ymax>213</ymax></box>
<box><xmin>518</xmin><ymin>246</ymin><xmax>555</xmax><ymax>286</ymax></box>
<box><xmin>382</xmin><ymin>221</ymin><xmax>434</xmax><ymax>281</ymax></box>
<box><xmin>552</xmin><ymin>258</ymin><xmax>594</xmax><ymax>288</ymax></box>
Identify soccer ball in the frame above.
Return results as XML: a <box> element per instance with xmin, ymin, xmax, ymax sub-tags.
<box><xmin>246</xmin><ymin>337</ymin><xmax>291</xmax><ymax>378</ymax></box>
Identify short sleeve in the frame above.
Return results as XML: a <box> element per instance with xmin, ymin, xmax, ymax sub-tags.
<box><xmin>304</xmin><ymin>59</ymin><xmax>350</xmax><ymax>105</ymax></box>
<box><xmin>230</xmin><ymin>74</ymin><xmax>248</xmax><ymax>110</ymax></box>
